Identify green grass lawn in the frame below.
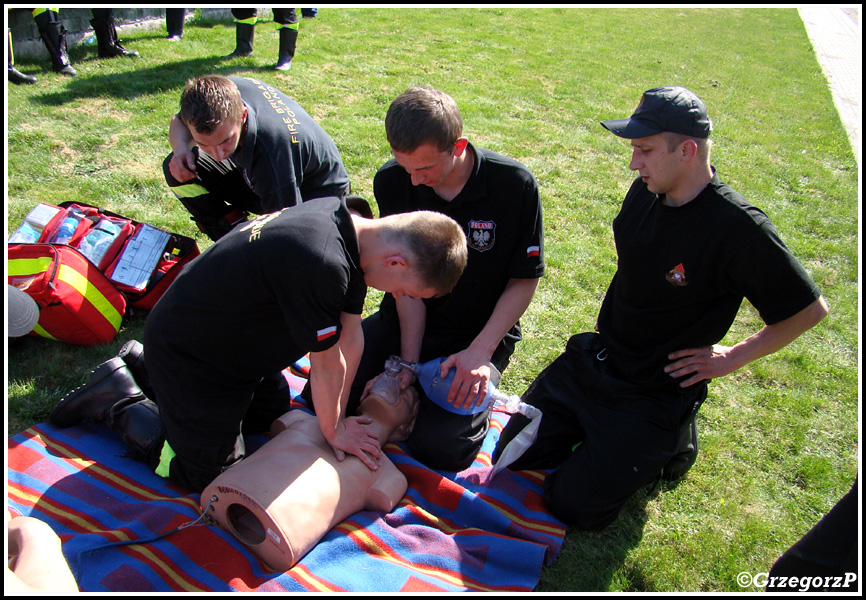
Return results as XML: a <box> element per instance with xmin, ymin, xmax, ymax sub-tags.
<box><xmin>6</xmin><ymin>8</ymin><xmax>859</xmax><ymax>592</ymax></box>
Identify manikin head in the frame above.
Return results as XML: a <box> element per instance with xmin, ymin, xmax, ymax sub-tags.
<box><xmin>358</xmin><ymin>386</ymin><xmax>420</xmax><ymax>443</ymax></box>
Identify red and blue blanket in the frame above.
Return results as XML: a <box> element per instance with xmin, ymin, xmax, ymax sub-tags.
<box><xmin>7</xmin><ymin>370</ymin><xmax>564</xmax><ymax>592</ymax></box>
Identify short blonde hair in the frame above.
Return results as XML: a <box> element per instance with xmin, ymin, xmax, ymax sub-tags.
<box><xmin>383</xmin><ymin>211</ymin><xmax>467</xmax><ymax>296</ymax></box>
<box><xmin>663</xmin><ymin>131</ymin><xmax>712</xmax><ymax>164</ymax></box>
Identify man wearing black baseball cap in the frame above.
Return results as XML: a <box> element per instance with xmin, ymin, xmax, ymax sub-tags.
<box><xmin>494</xmin><ymin>86</ymin><xmax>829</xmax><ymax>530</ymax></box>
<box><xmin>601</xmin><ymin>86</ymin><xmax>715</xmax><ymax>207</ymax></box>
<box><xmin>601</xmin><ymin>86</ymin><xmax>713</xmax><ymax>139</ymax></box>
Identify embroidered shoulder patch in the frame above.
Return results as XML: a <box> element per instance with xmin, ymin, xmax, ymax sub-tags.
<box><xmin>666</xmin><ymin>263</ymin><xmax>688</xmax><ymax>286</ymax></box>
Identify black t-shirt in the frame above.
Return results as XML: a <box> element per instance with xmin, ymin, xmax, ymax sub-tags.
<box><xmin>230</xmin><ymin>77</ymin><xmax>351</xmax><ymax>213</ymax></box>
<box><xmin>597</xmin><ymin>171</ymin><xmax>822</xmax><ymax>385</ymax></box>
<box><xmin>373</xmin><ymin>144</ymin><xmax>545</xmax><ymax>351</ymax></box>
<box><xmin>145</xmin><ymin>197</ymin><xmax>365</xmax><ymax>382</ymax></box>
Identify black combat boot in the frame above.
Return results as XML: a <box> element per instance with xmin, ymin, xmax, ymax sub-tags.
<box><xmin>9</xmin><ymin>65</ymin><xmax>37</xmax><ymax>84</ymax></box>
<box><xmin>275</xmin><ymin>26</ymin><xmax>297</xmax><ymax>71</ymax></box>
<box><xmin>50</xmin><ymin>356</ymin><xmax>164</xmax><ymax>464</ymax></box>
<box><xmin>9</xmin><ymin>32</ymin><xmax>37</xmax><ymax>84</ymax></box>
<box><xmin>223</xmin><ymin>22</ymin><xmax>255</xmax><ymax>58</ymax></box>
<box><xmin>36</xmin><ymin>20</ymin><xmax>77</xmax><ymax>77</ymax></box>
<box><xmin>116</xmin><ymin>339</ymin><xmax>154</xmax><ymax>400</ymax></box>
<box><xmin>105</xmin><ymin>395</ymin><xmax>164</xmax><ymax>463</ymax></box>
<box><xmin>50</xmin><ymin>357</ymin><xmax>145</xmax><ymax>428</ymax></box>
<box><xmin>91</xmin><ymin>15</ymin><xmax>139</xmax><ymax>58</ymax></box>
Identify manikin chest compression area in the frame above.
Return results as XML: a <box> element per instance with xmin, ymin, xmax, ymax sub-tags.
<box><xmin>200</xmin><ymin>371</ymin><xmax>420</xmax><ymax>571</ymax></box>
<box><xmin>199</xmin><ymin>356</ymin><xmax>540</xmax><ymax>570</ymax></box>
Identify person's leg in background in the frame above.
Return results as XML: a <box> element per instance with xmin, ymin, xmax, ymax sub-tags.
<box><xmin>223</xmin><ymin>8</ymin><xmax>256</xmax><ymax>58</ymax></box>
<box><xmin>32</xmin><ymin>8</ymin><xmax>77</xmax><ymax>77</ymax></box>
<box><xmin>272</xmin><ymin>8</ymin><xmax>298</xmax><ymax>71</ymax></box>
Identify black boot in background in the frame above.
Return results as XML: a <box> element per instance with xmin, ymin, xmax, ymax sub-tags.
<box><xmin>35</xmin><ymin>12</ymin><xmax>77</xmax><ymax>77</ymax></box>
<box><xmin>223</xmin><ymin>21</ymin><xmax>255</xmax><ymax>58</ymax></box>
<box><xmin>9</xmin><ymin>30</ymin><xmax>37</xmax><ymax>84</ymax></box>
<box><xmin>276</xmin><ymin>26</ymin><xmax>298</xmax><ymax>71</ymax></box>
<box><xmin>91</xmin><ymin>14</ymin><xmax>140</xmax><ymax>59</ymax></box>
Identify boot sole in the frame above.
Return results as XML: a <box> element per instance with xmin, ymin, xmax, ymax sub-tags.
<box><xmin>49</xmin><ymin>357</ymin><xmax>128</xmax><ymax>428</ymax></box>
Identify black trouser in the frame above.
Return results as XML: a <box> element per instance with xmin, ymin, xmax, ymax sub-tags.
<box><xmin>143</xmin><ymin>325</ymin><xmax>295</xmax><ymax>492</ymax></box>
<box><xmin>163</xmin><ymin>147</ymin><xmax>262</xmax><ymax>240</ymax></box>
<box><xmin>166</xmin><ymin>8</ymin><xmax>185</xmax><ymax>37</ymax></box>
<box><xmin>494</xmin><ymin>332</ymin><xmax>702</xmax><ymax>530</ymax></box>
<box><xmin>340</xmin><ymin>306</ymin><xmax>518</xmax><ymax>472</ymax></box>
<box><xmin>767</xmin><ymin>478</ymin><xmax>859</xmax><ymax>591</ymax></box>
<box><xmin>231</xmin><ymin>8</ymin><xmax>298</xmax><ymax>26</ymax></box>
<box><xmin>150</xmin><ymin>370</ymin><xmax>293</xmax><ymax>493</ymax></box>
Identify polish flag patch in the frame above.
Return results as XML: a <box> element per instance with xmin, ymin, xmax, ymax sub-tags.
<box><xmin>317</xmin><ymin>326</ymin><xmax>338</xmax><ymax>341</ymax></box>
<box><xmin>526</xmin><ymin>245</ymin><xmax>540</xmax><ymax>258</ymax></box>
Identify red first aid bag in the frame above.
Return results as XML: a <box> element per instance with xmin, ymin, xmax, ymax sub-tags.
<box><xmin>8</xmin><ymin>202</ymin><xmax>200</xmax><ymax>345</ymax></box>
<box><xmin>8</xmin><ymin>243</ymin><xmax>127</xmax><ymax>346</ymax></box>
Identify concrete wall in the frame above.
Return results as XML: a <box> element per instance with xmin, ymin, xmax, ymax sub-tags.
<box><xmin>7</xmin><ymin>8</ymin><xmax>255</xmax><ymax>60</ymax></box>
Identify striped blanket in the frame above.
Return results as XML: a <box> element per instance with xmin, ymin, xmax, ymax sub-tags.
<box><xmin>7</xmin><ymin>370</ymin><xmax>564</xmax><ymax>592</ymax></box>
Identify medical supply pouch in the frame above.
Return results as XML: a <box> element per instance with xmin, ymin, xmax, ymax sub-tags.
<box><xmin>8</xmin><ymin>202</ymin><xmax>200</xmax><ymax>345</ymax></box>
<box><xmin>8</xmin><ymin>243</ymin><xmax>127</xmax><ymax>346</ymax></box>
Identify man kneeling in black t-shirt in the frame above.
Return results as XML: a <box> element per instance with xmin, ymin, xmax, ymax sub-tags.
<box><xmin>494</xmin><ymin>87</ymin><xmax>829</xmax><ymax>530</ymax></box>
<box><xmin>163</xmin><ymin>74</ymin><xmax>351</xmax><ymax>240</ymax></box>
<box><xmin>49</xmin><ymin>197</ymin><xmax>467</xmax><ymax>493</ymax></box>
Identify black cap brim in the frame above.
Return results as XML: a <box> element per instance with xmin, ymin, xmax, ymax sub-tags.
<box><xmin>600</xmin><ymin>118</ymin><xmax>664</xmax><ymax>139</ymax></box>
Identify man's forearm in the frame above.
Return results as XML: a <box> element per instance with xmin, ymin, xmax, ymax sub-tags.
<box><xmin>726</xmin><ymin>296</ymin><xmax>830</xmax><ymax>371</ymax></box>
<box><xmin>396</xmin><ymin>296</ymin><xmax>426</xmax><ymax>363</ymax></box>
<box><xmin>169</xmin><ymin>114</ymin><xmax>194</xmax><ymax>155</ymax></box>
<box><xmin>309</xmin><ymin>345</ymin><xmax>347</xmax><ymax>442</ymax></box>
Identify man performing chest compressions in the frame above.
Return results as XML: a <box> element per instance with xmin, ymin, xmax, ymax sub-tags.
<box><xmin>49</xmin><ymin>197</ymin><xmax>467</xmax><ymax>496</ymax></box>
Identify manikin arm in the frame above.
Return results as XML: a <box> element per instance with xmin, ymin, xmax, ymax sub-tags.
<box><xmin>364</xmin><ymin>459</ymin><xmax>408</xmax><ymax>512</ymax></box>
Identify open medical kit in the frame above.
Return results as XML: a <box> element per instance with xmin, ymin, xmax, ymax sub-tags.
<box><xmin>8</xmin><ymin>202</ymin><xmax>200</xmax><ymax>345</ymax></box>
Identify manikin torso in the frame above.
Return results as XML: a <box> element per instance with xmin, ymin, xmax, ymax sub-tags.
<box><xmin>201</xmin><ymin>386</ymin><xmax>419</xmax><ymax>571</ymax></box>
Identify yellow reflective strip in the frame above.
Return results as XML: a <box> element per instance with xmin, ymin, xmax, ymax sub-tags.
<box><xmin>7</xmin><ymin>256</ymin><xmax>54</xmax><ymax>277</ymax></box>
<box><xmin>277</xmin><ymin>22</ymin><xmax>299</xmax><ymax>30</ymax></box>
<box><xmin>155</xmin><ymin>441</ymin><xmax>176</xmax><ymax>478</ymax></box>
<box><xmin>32</xmin><ymin>323</ymin><xmax>58</xmax><ymax>341</ymax></box>
<box><xmin>170</xmin><ymin>182</ymin><xmax>210</xmax><ymax>199</ymax></box>
<box><xmin>57</xmin><ymin>263</ymin><xmax>123</xmax><ymax>330</ymax></box>
<box><xmin>234</xmin><ymin>17</ymin><xmax>257</xmax><ymax>25</ymax></box>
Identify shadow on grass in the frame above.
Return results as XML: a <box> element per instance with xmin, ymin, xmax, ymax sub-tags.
<box><xmin>536</xmin><ymin>480</ymin><xmax>687</xmax><ymax>591</ymax></box>
<box><xmin>28</xmin><ymin>53</ymin><xmax>284</xmax><ymax>106</ymax></box>
<box><xmin>7</xmin><ymin>320</ymin><xmax>149</xmax><ymax>436</ymax></box>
